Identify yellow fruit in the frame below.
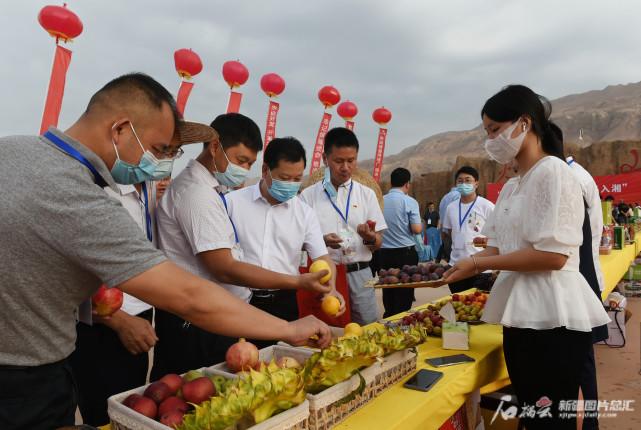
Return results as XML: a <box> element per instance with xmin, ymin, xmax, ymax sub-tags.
<box><xmin>309</xmin><ymin>260</ymin><xmax>332</xmax><ymax>284</ymax></box>
<box><xmin>343</xmin><ymin>322</ymin><xmax>363</xmax><ymax>337</ymax></box>
<box><xmin>321</xmin><ymin>295</ymin><xmax>341</xmax><ymax>317</ymax></box>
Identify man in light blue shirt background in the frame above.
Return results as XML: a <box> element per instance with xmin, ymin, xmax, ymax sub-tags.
<box><xmin>380</xmin><ymin>168</ymin><xmax>423</xmax><ymax>317</ymax></box>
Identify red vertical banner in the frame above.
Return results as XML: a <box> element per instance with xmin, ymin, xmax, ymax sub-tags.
<box><xmin>176</xmin><ymin>81</ymin><xmax>194</xmax><ymax>116</ymax></box>
<box><xmin>345</xmin><ymin>120</ymin><xmax>355</xmax><ymax>131</ymax></box>
<box><xmin>372</xmin><ymin>128</ymin><xmax>388</xmax><ymax>182</ymax></box>
<box><xmin>226</xmin><ymin>91</ymin><xmax>243</xmax><ymax>113</ymax></box>
<box><xmin>40</xmin><ymin>45</ymin><xmax>72</xmax><ymax>134</ymax></box>
<box><xmin>310</xmin><ymin>112</ymin><xmax>332</xmax><ymax>174</ymax></box>
<box><xmin>264</xmin><ymin>100</ymin><xmax>280</xmax><ymax>148</ymax></box>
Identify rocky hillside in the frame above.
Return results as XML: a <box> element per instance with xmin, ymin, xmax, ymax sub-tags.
<box><xmin>360</xmin><ymin>81</ymin><xmax>641</xmax><ymax>178</ymax></box>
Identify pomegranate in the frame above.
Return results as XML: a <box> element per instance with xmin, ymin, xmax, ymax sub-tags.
<box><xmin>225</xmin><ymin>338</ymin><xmax>259</xmax><ymax>372</ymax></box>
<box><xmin>92</xmin><ymin>285</ymin><xmax>123</xmax><ymax>317</ymax></box>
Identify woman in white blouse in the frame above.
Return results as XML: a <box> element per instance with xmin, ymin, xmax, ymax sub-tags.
<box><xmin>444</xmin><ymin>85</ymin><xmax>609</xmax><ymax>429</ymax></box>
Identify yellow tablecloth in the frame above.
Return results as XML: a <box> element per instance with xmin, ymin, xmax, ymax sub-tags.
<box><xmin>600</xmin><ymin>231</ymin><xmax>641</xmax><ymax>300</ymax></box>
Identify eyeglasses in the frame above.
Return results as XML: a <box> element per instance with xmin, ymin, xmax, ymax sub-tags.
<box><xmin>152</xmin><ymin>146</ymin><xmax>185</xmax><ymax>160</ymax></box>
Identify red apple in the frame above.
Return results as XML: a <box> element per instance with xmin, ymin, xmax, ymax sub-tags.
<box><xmin>160</xmin><ymin>410</ymin><xmax>184</xmax><ymax>428</ymax></box>
<box><xmin>92</xmin><ymin>285</ymin><xmax>123</xmax><ymax>317</ymax></box>
<box><xmin>159</xmin><ymin>374</ymin><xmax>183</xmax><ymax>395</ymax></box>
<box><xmin>126</xmin><ymin>395</ymin><xmax>157</xmax><ymax>419</ymax></box>
<box><xmin>143</xmin><ymin>381</ymin><xmax>172</xmax><ymax>405</ymax></box>
<box><xmin>159</xmin><ymin>396</ymin><xmax>189</xmax><ymax>416</ymax></box>
<box><xmin>452</xmin><ymin>294</ymin><xmax>460</xmax><ymax>302</ymax></box>
<box><xmin>225</xmin><ymin>338</ymin><xmax>259</xmax><ymax>372</ymax></box>
<box><xmin>122</xmin><ymin>393</ymin><xmax>143</xmax><ymax>408</ymax></box>
<box><xmin>182</xmin><ymin>377</ymin><xmax>215</xmax><ymax>404</ymax></box>
<box><xmin>366</xmin><ymin>220</ymin><xmax>376</xmax><ymax>230</ymax></box>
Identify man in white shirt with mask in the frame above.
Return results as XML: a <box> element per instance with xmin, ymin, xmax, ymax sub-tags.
<box><xmin>442</xmin><ymin>166</ymin><xmax>495</xmax><ymax>293</ymax></box>
<box><xmin>300</xmin><ymin>128</ymin><xmax>386</xmax><ymax>325</ymax></box>
<box><xmin>153</xmin><ymin>115</ymin><xmax>331</xmax><ymax>377</ymax></box>
<box><xmin>226</xmin><ymin>137</ymin><xmax>345</xmax><ymax>347</ymax></box>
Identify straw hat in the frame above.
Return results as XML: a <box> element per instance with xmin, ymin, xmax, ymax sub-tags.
<box><xmin>176</xmin><ymin>121</ymin><xmax>219</xmax><ymax>145</ymax></box>
<box><xmin>303</xmin><ymin>167</ymin><xmax>384</xmax><ymax>210</ymax></box>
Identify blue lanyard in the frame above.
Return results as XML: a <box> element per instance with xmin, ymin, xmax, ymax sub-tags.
<box><xmin>324</xmin><ymin>181</ymin><xmax>353</xmax><ymax>223</ymax></box>
<box><xmin>458</xmin><ymin>197</ymin><xmax>477</xmax><ymax>228</ymax></box>
<box><xmin>44</xmin><ymin>131</ymin><xmax>108</xmax><ymax>188</ymax></box>
<box><xmin>140</xmin><ymin>182</ymin><xmax>153</xmax><ymax>242</ymax></box>
<box><xmin>219</xmin><ymin>192</ymin><xmax>239</xmax><ymax>244</ymax></box>
<box><xmin>567</xmin><ymin>157</ymin><xmax>575</xmax><ymax>166</ymax></box>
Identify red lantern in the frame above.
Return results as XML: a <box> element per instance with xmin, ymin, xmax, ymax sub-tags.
<box><xmin>174</xmin><ymin>49</ymin><xmax>203</xmax><ymax>80</ymax></box>
<box><xmin>372</xmin><ymin>107</ymin><xmax>392</xmax><ymax>126</ymax></box>
<box><xmin>337</xmin><ymin>101</ymin><xmax>358</xmax><ymax>121</ymax></box>
<box><xmin>38</xmin><ymin>4</ymin><xmax>83</xmax><ymax>43</ymax></box>
<box><xmin>260</xmin><ymin>73</ymin><xmax>286</xmax><ymax>98</ymax></box>
<box><xmin>318</xmin><ymin>86</ymin><xmax>341</xmax><ymax>108</ymax></box>
<box><xmin>222</xmin><ymin>60</ymin><xmax>249</xmax><ymax>89</ymax></box>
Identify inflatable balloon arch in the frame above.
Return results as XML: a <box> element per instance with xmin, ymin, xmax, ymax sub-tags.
<box><xmin>36</xmin><ymin>3</ymin><xmax>393</xmax><ymax>182</ymax></box>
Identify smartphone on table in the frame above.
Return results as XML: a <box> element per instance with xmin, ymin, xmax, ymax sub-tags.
<box><xmin>425</xmin><ymin>354</ymin><xmax>475</xmax><ymax>368</ymax></box>
<box><xmin>403</xmin><ymin>369</ymin><xmax>443</xmax><ymax>392</ymax></box>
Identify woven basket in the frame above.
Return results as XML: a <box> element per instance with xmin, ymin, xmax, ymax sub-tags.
<box><xmin>306</xmin><ymin>349</ymin><xmax>416</xmax><ymax>430</ymax></box>
<box><xmin>108</xmin><ymin>365</ymin><xmax>310</xmax><ymax>430</ymax></box>
<box><xmin>303</xmin><ymin>167</ymin><xmax>384</xmax><ymax>210</ymax></box>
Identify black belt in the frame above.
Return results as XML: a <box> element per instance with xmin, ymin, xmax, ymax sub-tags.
<box><xmin>345</xmin><ymin>261</ymin><xmax>371</xmax><ymax>273</ymax></box>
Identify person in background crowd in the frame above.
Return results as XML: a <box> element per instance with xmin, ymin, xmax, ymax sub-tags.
<box><xmin>155</xmin><ymin>176</ymin><xmax>171</xmax><ymax>204</ymax></box>
<box><xmin>70</xmin><ymin>120</ymin><xmax>216</xmax><ymax>426</ymax></box>
<box><xmin>300</xmin><ymin>127</ymin><xmax>386</xmax><ymax>325</ymax></box>
<box><xmin>0</xmin><ymin>73</ymin><xmax>331</xmax><ymax>430</ymax></box>
<box><xmin>226</xmin><ymin>137</ymin><xmax>345</xmax><ymax>348</ymax></box>
<box><xmin>423</xmin><ymin>201</ymin><xmax>441</xmax><ymax>259</ymax></box>
<box><xmin>380</xmin><ymin>168</ymin><xmax>423</xmax><ymax>317</ymax></box>
<box><xmin>437</xmin><ymin>185</ymin><xmax>460</xmax><ymax>261</ymax></box>
<box><xmin>441</xmin><ymin>166</ymin><xmax>495</xmax><ymax>293</ymax></box>
<box><xmin>152</xmin><ymin>114</ymin><xmax>333</xmax><ymax>378</ymax></box>
<box><xmin>615</xmin><ymin>203</ymin><xmax>630</xmax><ymax>225</ymax></box>
<box><xmin>444</xmin><ymin>84</ymin><xmax>609</xmax><ymax>429</ymax></box>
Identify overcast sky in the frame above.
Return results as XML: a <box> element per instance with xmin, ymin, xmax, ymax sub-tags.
<box><xmin>3</xmin><ymin>0</ymin><xmax>641</xmax><ymax>175</ymax></box>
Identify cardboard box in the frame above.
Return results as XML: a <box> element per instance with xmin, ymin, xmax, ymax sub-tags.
<box><xmin>442</xmin><ymin>321</ymin><xmax>470</xmax><ymax>350</ymax></box>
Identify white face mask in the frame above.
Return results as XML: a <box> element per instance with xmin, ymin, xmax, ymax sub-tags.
<box><xmin>484</xmin><ymin>120</ymin><xmax>527</xmax><ymax>164</ymax></box>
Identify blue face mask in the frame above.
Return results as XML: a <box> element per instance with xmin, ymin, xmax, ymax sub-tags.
<box><xmin>110</xmin><ymin>123</ymin><xmax>174</xmax><ymax>184</ymax></box>
<box><xmin>268</xmin><ymin>171</ymin><xmax>302</xmax><ymax>202</ymax></box>
<box><xmin>213</xmin><ymin>147</ymin><xmax>250</xmax><ymax>188</ymax></box>
<box><xmin>322</xmin><ymin>167</ymin><xmax>337</xmax><ymax>200</ymax></box>
<box><xmin>456</xmin><ymin>183</ymin><xmax>476</xmax><ymax>196</ymax></box>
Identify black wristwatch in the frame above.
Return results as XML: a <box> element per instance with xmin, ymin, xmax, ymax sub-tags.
<box><xmin>363</xmin><ymin>238</ymin><xmax>376</xmax><ymax>246</ymax></box>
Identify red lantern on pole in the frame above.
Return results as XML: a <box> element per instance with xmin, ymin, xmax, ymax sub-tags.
<box><xmin>173</xmin><ymin>49</ymin><xmax>203</xmax><ymax>116</ymax></box>
<box><xmin>38</xmin><ymin>3</ymin><xmax>83</xmax><ymax>134</ymax></box>
<box><xmin>222</xmin><ymin>60</ymin><xmax>249</xmax><ymax>113</ymax></box>
<box><xmin>309</xmin><ymin>86</ymin><xmax>341</xmax><ymax>174</ymax></box>
<box><xmin>260</xmin><ymin>73</ymin><xmax>286</xmax><ymax>148</ymax></box>
<box><xmin>372</xmin><ymin>107</ymin><xmax>392</xmax><ymax>182</ymax></box>
<box><xmin>337</xmin><ymin>101</ymin><xmax>358</xmax><ymax>131</ymax></box>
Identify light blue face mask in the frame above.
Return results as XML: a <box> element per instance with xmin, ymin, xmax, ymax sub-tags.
<box><xmin>110</xmin><ymin>123</ymin><xmax>174</xmax><ymax>184</ymax></box>
<box><xmin>268</xmin><ymin>171</ymin><xmax>302</xmax><ymax>202</ymax></box>
<box><xmin>456</xmin><ymin>183</ymin><xmax>476</xmax><ymax>196</ymax></box>
<box><xmin>213</xmin><ymin>147</ymin><xmax>250</xmax><ymax>188</ymax></box>
<box><xmin>322</xmin><ymin>167</ymin><xmax>337</xmax><ymax>200</ymax></box>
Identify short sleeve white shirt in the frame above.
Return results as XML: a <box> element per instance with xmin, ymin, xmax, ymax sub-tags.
<box><xmin>225</xmin><ymin>183</ymin><xmax>328</xmax><ymax>286</ymax></box>
<box><xmin>156</xmin><ymin>159</ymin><xmax>250</xmax><ymax>302</ymax></box>
<box><xmin>299</xmin><ymin>179</ymin><xmax>387</xmax><ymax>264</ymax></box>
<box><xmin>104</xmin><ymin>183</ymin><xmax>155</xmax><ymax>316</ymax></box>
<box><xmin>442</xmin><ymin>196</ymin><xmax>495</xmax><ymax>265</ymax></box>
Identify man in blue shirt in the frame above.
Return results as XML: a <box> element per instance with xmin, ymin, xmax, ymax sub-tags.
<box><xmin>438</xmin><ymin>186</ymin><xmax>460</xmax><ymax>260</ymax></box>
<box><xmin>380</xmin><ymin>168</ymin><xmax>423</xmax><ymax>317</ymax></box>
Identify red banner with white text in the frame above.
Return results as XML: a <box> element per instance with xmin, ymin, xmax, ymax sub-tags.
<box><xmin>345</xmin><ymin>120</ymin><xmax>354</xmax><ymax>131</ymax></box>
<box><xmin>176</xmin><ymin>81</ymin><xmax>194</xmax><ymax>116</ymax></box>
<box><xmin>226</xmin><ymin>91</ymin><xmax>243</xmax><ymax>113</ymax></box>
<box><xmin>40</xmin><ymin>45</ymin><xmax>72</xmax><ymax>134</ymax></box>
<box><xmin>372</xmin><ymin>127</ymin><xmax>388</xmax><ymax>182</ymax></box>
<box><xmin>487</xmin><ymin>170</ymin><xmax>641</xmax><ymax>204</ymax></box>
<box><xmin>264</xmin><ymin>100</ymin><xmax>280</xmax><ymax>148</ymax></box>
<box><xmin>309</xmin><ymin>112</ymin><xmax>332</xmax><ymax>174</ymax></box>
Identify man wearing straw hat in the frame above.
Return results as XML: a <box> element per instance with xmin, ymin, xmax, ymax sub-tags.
<box><xmin>300</xmin><ymin>127</ymin><xmax>387</xmax><ymax>325</ymax></box>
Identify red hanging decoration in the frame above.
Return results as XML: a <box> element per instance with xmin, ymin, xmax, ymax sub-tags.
<box><xmin>174</xmin><ymin>49</ymin><xmax>203</xmax><ymax>116</ymax></box>
<box><xmin>372</xmin><ymin>107</ymin><xmax>392</xmax><ymax>182</ymax></box>
<box><xmin>260</xmin><ymin>73</ymin><xmax>286</xmax><ymax>148</ymax></box>
<box><xmin>309</xmin><ymin>86</ymin><xmax>341</xmax><ymax>174</ymax></box>
<box><xmin>337</xmin><ymin>101</ymin><xmax>358</xmax><ymax>130</ymax></box>
<box><xmin>222</xmin><ymin>60</ymin><xmax>249</xmax><ymax>113</ymax></box>
<box><xmin>38</xmin><ymin>3</ymin><xmax>82</xmax><ymax>134</ymax></box>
